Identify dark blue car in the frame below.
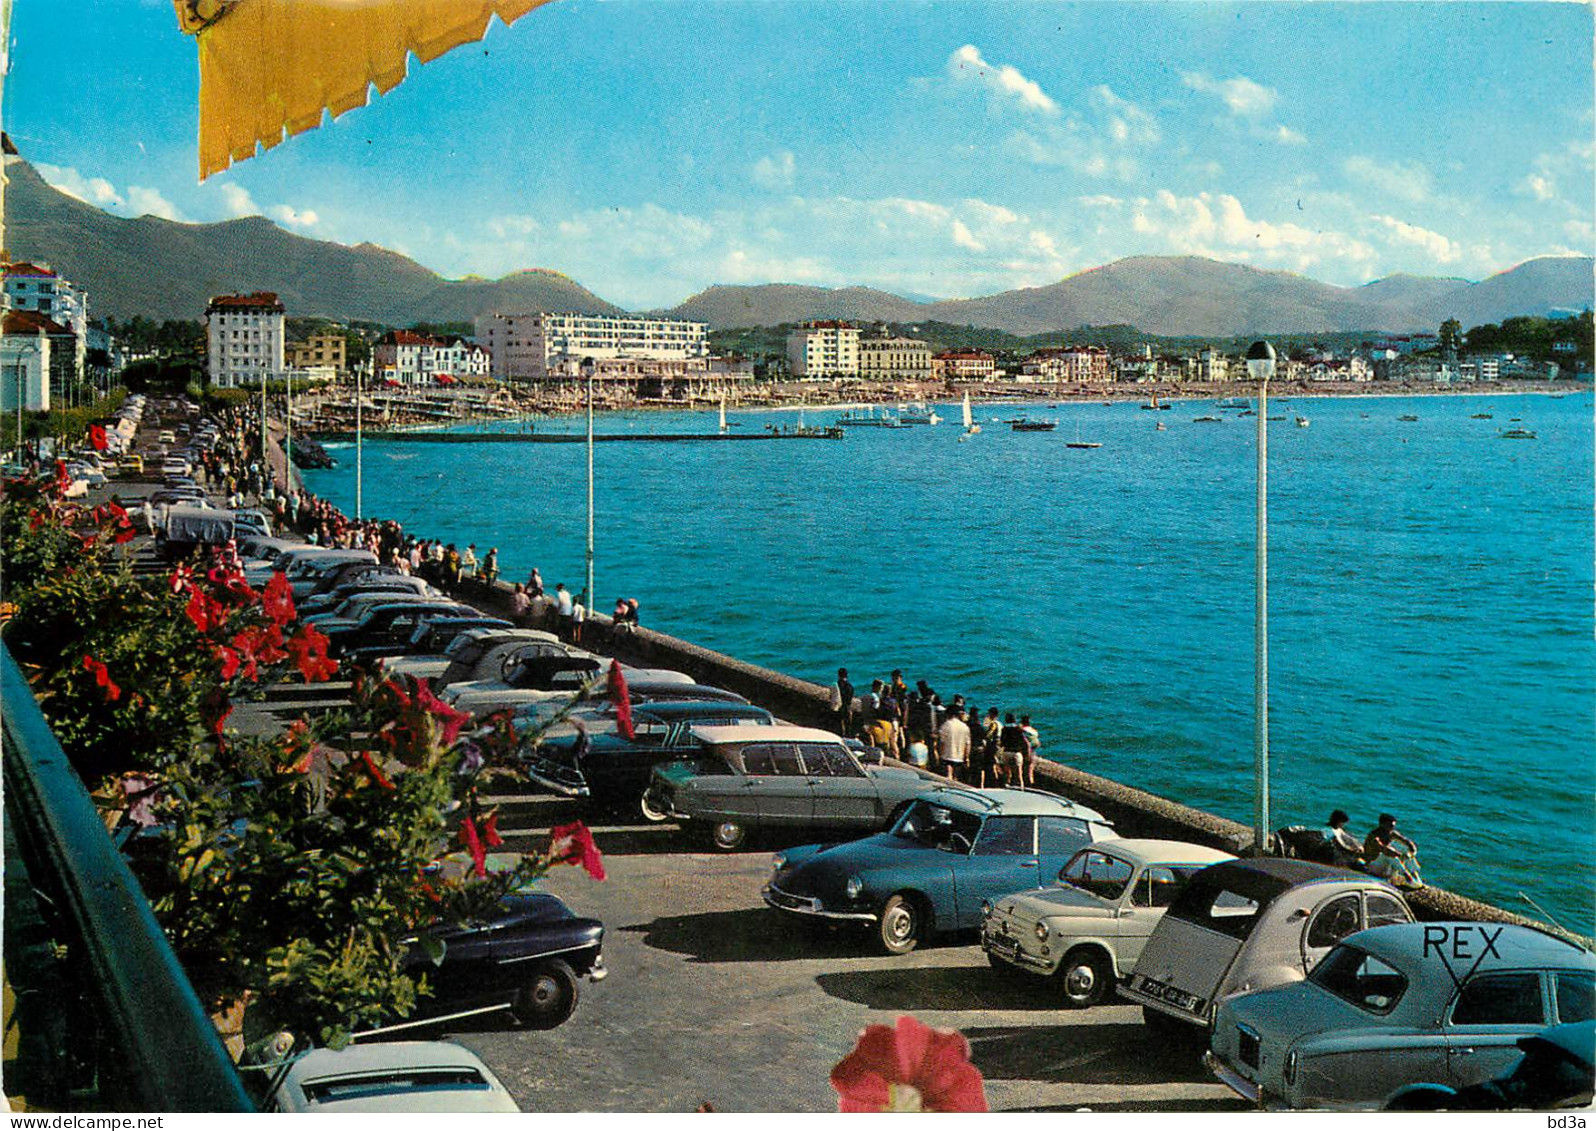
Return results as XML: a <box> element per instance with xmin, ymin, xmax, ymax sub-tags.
<box><xmin>764</xmin><ymin>789</ymin><xmax>1117</xmax><ymax>954</ymax></box>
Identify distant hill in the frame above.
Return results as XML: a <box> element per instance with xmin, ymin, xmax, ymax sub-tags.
<box><xmin>7</xmin><ymin>151</ymin><xmax>1590</xmax><ymax>336</ymax></box>
<box><xmin>3</xmin><ymin>156</ymin><xmax>621</xmax><ymax>323</ymax></box>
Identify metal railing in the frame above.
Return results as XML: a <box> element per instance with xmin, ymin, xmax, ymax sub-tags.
<box><xmin>1</xmin><ymin>643</ymin><xmax>253</xmax><ymax>1111</ymax></box>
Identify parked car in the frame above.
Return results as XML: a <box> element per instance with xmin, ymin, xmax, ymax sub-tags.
<box><xmin>390</xmin><ymin>627</ymin><xmax>568</xmax><ymax>688</ymax></box>
<box><xmin>304</xmin><ymin>588</ymin><xmax>438</xmax><ymax>630</ymax></box>
<box><xmin>352</xmin><ymin>615</ymin><xmax>515</xmax><ymax>667</ymax></box>
<box><xmin>1207</xmin><ymin>922</ymin><xmax>1595</xmax><ymax>1110</ymax></box>
<box><xmin>442</xmin><ymin>657</ymin><xmax>685</xmax><ymax>719</ymax></box>
<box><xmin>389</xmin><ymin>892</ymin><xmax>606</xmax><ymax>1034</ymax></box>
<box><xmin>320</xmin><ymin>600</ymin><xmax>474</xmax><ymax>658</ymax></box>
<box><xmin>156</xmin><ymin>504</ymin><xmax>236</xmax><ymax>560</ymax></box>
<box><xmin>511</xmin><ymin>680</ymin><xmax>749</xmax><ymax>732</ymax></box>
<box><xmin>1118</xmin><ymin>858</ymin><xmax>1414</xmax><ymax>1031</ymax></box>
<box><xmin>343</xmin><ymin>612</ymin><xmax>512</xmax><ymax>665</ymax></box>
<box><xmin>1385</xmin><ymin>1019</ymin><xmax>1595</xmax><ymax>1112</ymax></box>
<box><xmin>245</xmin><ymin>547</ymin><xmax>376</xmax><ymax>589</ymax></box>
<box><xmin>265</xmin><ymin>1042</ymin><xmax>519</xmax><ymax>1113</ymax></box>
<box><xmin>524</xmin><ymin>700</ymin><xmax>778</xmax><ymax>805</ymax></box>
<box><xmin>157</xmin><ymin>429</ymin><xmax>176</xmax><ymax>444</ymax></box>
<box><xmin>982</xmin><ymin>839</ymin><xmax>1236</xmax><ymax>1007</ymax></box>
<box><xmin>763</xmin><ymin>786</ymin><xmax>1117</xmax><ymax>953</ymax></box>
<box><xmin>117</xmin><ymin>453</ymin><xmax>144</xmax><ymax>474</ymax></box>
<box><xmin>298</xmin><ymin>573</ymin><xmax>439</xmax><ymax>617</ymax></box>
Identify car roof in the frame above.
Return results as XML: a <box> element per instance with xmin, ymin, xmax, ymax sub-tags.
<box><xmin>464</xmin><ymin>627</ymin><xmax>560</xmax><ymax>645</ymax></box>
<box><xmin>634</xmin><ymin>701</ymin><xmax>772</xmax><ymax>720</ymax></box>
<box><xmin>276</xmin><ymin>1041</ymin><xmax>516</xmax><ymax>1113</ymax></box>
<box><xmin>1078</xmin><ymin>838</ymin><xmax>1236</xmax><ymax>866</ymax></box>
<box><xmin>694</xmin><ymin>723</ymin><xmax>844</xmax><ymax>744</ymax></box>
<box><xmin>918</xmin><ymin>786</ymin><xmax>1112</xmax><ymax>822</ymax></box>
<box><xmin>1346</xmin><ymin>922</ymin><xmax>1596</xmax><ymax>970</ymax></box>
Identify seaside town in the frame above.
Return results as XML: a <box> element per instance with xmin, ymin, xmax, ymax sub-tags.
<box><xmin>2</xmin><ymin>0</ymin><xmax>1594</xmax><ymax>1121</ymax></box>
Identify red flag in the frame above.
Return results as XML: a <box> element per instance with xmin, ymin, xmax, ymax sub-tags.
<box><xmin>89</xmin><ymin>424</ymin><xmax>108</xmax><ymax>451</ymax></box>
<box><xmin>608</xmin><ymin>660</ymin><xmax>633</xmax><ymax>740</ymax></box>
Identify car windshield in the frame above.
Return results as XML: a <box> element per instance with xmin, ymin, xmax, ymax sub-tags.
<box><xmin>1058</xmin><ymin>849</ymin><xmax>1135</xmax><ymax>900</ymax></box>
<box><xmin>1308</xmin><ymin>944</ymin><xmax>1408</xmax><ymax>1015</ymax></box>
<box><xmin>890</xmin><ymin>800</ymin><xmax>982</xmax><ymax>853</ymax></box>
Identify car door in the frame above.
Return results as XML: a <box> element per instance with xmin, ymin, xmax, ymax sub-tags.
<box><xmin>1037</xmin><ymin>816</ymin><xmax>1094</xmax><ymax>877</ymax></box>
<box><xmin>1118</xmin><ymin>864</ymin><xmax>1179</xmax><ymax>969</ymax></box>
<box><xmin>799</xmin><ymin>743</ymin><xmax>880</xmax><ymax>830</ymax></box>
<box><xmin>951</xmin><ymin>816</ymin><xmax>1039</xmax><ymax>929</ymax></box>
<box><xmin>1301</xmin><ymin>893</ymin><xmax>1364</xmax><ymax>975</ymax></box>
<box><xmin>737</xmin><ymin>743</ymin><xmax>814</xmax><ymax>826</ymax></box>
<box><xmin>1445</xmin><ymin>970</ymin><xmax>1551</xmax><ymax>1087</ymax></box>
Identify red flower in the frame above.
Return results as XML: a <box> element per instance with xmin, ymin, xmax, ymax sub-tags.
<box><xmin>186</xmin><ymin>588</ymin><xmax>229</xmax><ymax>634</ymax></box>
<box><xmin>830</xmin><ymin>1015</ymin><xmax>987</xmax><ymax>1113</ymax></box>
<box><xmin>481</xmin><ymin>810</ymin><xmax>505</xmax><ymax>848</ymax></box>
<box><xmin>206</xmin><ymin>564</ymin><xmax>258</xmax><ymax>606</ymax></box>
<box><xmin>225</xmin><ymin>623</ymin><xmax>288</xmax><ymax>681</ymax></box>
<box><xmin>213</xmin><ymin>643</ymin><xmax>242</xmax><ymax>680</ymax></box>
<box><xmin>89</xmin><ymin>424</ymin><xmax>108</xmax><ymax>451</ymax></box>
<box><xmin>360</xmin><ymin>750</ymin><xmax>396</xmax><ymax>791</ymax></box>
<box><xmin>53</xmin><ymin>461</ymin><xmax>71</xmax><ymax>496</ymax></box>
<box><xmin>460</xmin><ymin>816</ymin><xmax>488</xmax><ymax>878</ymax></box>
<box><xmin>167</xmin><ymin>563</ymin><xmax>195</xmax><ymax>595</ymax></box>
<box><xmin>200</xmin><ymin>687</ymin><xmax>233</xmax><ymax>738</ymax></box>
<box><xmin>414</xmin><ymin>678</ymin><xmax>472</xmax><ymax>746</ymax></box>
<box><xmin>261</xmin><ymin>570</ymin><xmax>296</xmax><ymax>625</ymax></box>
<box><xmin>549</xmin><ymin>821</ymin><xmax>606</xmax><ymax>881</ymax></box>
<box><xmin>286</xmin><ymin>623</ymin><xmax>338</xmax><ymax>682</ymax></box>
<box><xmin>608</xmin><ymin>660</ymin><xmax>634</xmax><ymax>740</ymax></box>
<box><xmin>81</xmin><ymin>654</ymin><xmax>121</xmax><ymax>702</ymax></box>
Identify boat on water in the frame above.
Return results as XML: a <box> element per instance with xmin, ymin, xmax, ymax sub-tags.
<box><xmin>1142</xmin><ymin>392</ymin><xmax>1174</xmax><ymax>411</ymax></box>
<box><xmin>836</xmin><ymin>407</ymin><xmax>905</xmax><ymax>428</ymax></box>
<box><xmin>1295</xmin><ymin>416</ymin><xmax>1310</xmax><ymax>428</ymax></box>
<box><xmin>1472</xmin><ymin>413</ymin><xmax>1494</xmax><ymax>419</ymax></box>
<box><xmin>898</xmin><ymin>402</ymin><xmax>942</xmax><ymax>425</ymax></box>
<box><xmin>1399</xmin><ymin>414</ymin><xmax>1419</xmax><ymax>422</ymax></box>
<box><xmin>1500</xmin><ymin>427</ymin><xmax>1537</xmax><ymax>439</ymax></box>
<box><xmin>961</xmin><ymin>392</ymin><xmax>981</xmax><ymax>436</ymax></box>
<box><xmin>1155</xmin><ymin>421</ymin><xmax>1167</xmax><ymax>431</ymax></box>
<box><xmin>1012</xmin><ymin>419</ymin><xmax>1058</xmax><ymax>432</ymax></box>
<box><xmin>1218</xmin><ymin>396</ymin><xmax>1251</xmax><ymax>410</ymax></box>
<box><xmin>1066</xmin><ymin>440</ymin><xmax>1102</xmax><ymax>449</ymax></box>
<box><xmin>1193</xmin><ymin>415</ymin><xmax>1222</xmax><ymax>423</ymax></box>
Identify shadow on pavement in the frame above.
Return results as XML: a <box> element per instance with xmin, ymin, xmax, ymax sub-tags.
<box><xmin>1012</xmin><ymin>1098</ymin><xmax>1249</xmax><ymax>1113</ymax></box>
<box><xmin>622</xmin><ymin>906</ymin><xmax>866</xmax><ymax>963</ymax></box>
<box><xmin>813</xmin><ymin>962</ymin><xmax>1055</xmax><ymax>1012</ymax></box>
<box><xmin>960</xmin><ymin>1022</ymin><xmax>1212</xmax><ymax>1085</ymax></box>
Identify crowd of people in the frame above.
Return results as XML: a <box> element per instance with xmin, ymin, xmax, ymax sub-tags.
<box><xmin>829</xmin><ymin>666</ymin><xmax>1045</xmax><ymax>789</ymax></box>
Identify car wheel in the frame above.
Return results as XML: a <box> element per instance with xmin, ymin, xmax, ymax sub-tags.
<box><xmin>878</xmin><ymin>894</ymin><xmax>923</xmax><ymax>955</ymax></box>
<box><xmin>511</xmin><ymin>959</ymin><xmax>579</xmax><ymax>1030</ymax></box>
<box><xmin>711</xmin><ymin>820</ymin><xmax>747</xmax><ymax>851</ymax></box>
<box><xmin>1057</xmin><ymin>948</ymin><xmax>1113</xmax><ymax>1008</ymax></box>
<box><xmin>639</xmin><ymin>790</ymin><xmax>670</xmax><ymax>823</ymax></box>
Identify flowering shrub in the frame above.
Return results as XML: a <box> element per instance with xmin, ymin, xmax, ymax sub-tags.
<box><xmin>831</xmin><ymin>1015</ymin><xmax>988</xmax><ymax>1112</ymax></box>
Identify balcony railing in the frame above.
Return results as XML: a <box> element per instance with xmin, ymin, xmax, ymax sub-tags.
<box><xmin>1</xmin><ymin>643</ymin><xmax>253</xmax><ymax>1112</ymax></box>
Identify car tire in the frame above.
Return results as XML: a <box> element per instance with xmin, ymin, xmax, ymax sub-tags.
<box><xmin>1057</xmin><ymin>948</ymin><xmax>1113</xmax><ymax>1008</ymax></box>
<box><xmin>511</xmin><ymin>959</ymin><xmax>579</xmax><ymax>1030</ymax></box>
<box><xmin>639</xmin><ymin>791</ymin><xmax>670</xmax><ymax>823</ymax></box>
<box><xmin>710</xmin><ymin>820</ymin><xmax>747</xmax><ymax>851</ymax></box>
<box><xmin>877</xmin><ymin>894</ymin><xmax>923</xmax><ymax>955</ymax></box>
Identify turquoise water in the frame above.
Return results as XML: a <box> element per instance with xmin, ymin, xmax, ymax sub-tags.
<box><xmin>305</xmin><ymin>392</ymin><xmax>1596</xmax><ymax>931</ymax></box>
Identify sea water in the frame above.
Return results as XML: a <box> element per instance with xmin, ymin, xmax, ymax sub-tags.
<box><xmin>304</xmin><ymin>392</ymin><xmax>1596</xmax><ymax>931</ymax></box>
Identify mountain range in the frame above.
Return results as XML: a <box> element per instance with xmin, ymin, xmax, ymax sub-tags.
<box><xmin>5</xmin><ymin>154</ymin><xmax>1591</xmax><ymax>337</ymax></box>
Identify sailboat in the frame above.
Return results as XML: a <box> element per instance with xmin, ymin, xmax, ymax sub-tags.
<box><xmin>718</xmin><ymin>396</ymin><xmax>728</xmax><ymax>434</ymax></box>
<box><xmin>1066</xmin><ymin>418</ymin><xmax>1101</xmax><ymax>449</ymax></box>
<box><xmin>961</xmin><ymin>392</ymin><xmax>981</xmax><ymax>436</ymax></box>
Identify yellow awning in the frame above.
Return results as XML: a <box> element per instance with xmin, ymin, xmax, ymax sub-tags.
<box><xmin>173</xmin><ymin>0</ymin><xmax>550</xmax><ymax>180</ymax></box>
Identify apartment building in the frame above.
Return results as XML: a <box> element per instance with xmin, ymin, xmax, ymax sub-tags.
<box><xmin>206</xmin><ymin>292</ymin><xmax>286</xmax><ymax>389</ymax></box>
<box><xmin>1021</xmin><ymin>346</ymin><xmax>1112</xmax><ymax>383</ymax></box>
<box><xmin>286</xmin><ymin>333</ymin><xmax>347</xmax><ymax>373</ymax></box>
<box><xmin>476</xmin><ymin>312</ymin><xmax>709</xmax><ymax>382</ymax></box>
<box><xmin>857</xmin><ymin>331</ymin><xmax>932</xmax><ymax>381</ymax></box>
<box><xmin>786</xmin><ymin>321</ymin><xmax>860</xmax><ymax>379</ymax></box>
<box><xmin>373</xmin><ymin>330</ymin><xmax>491</xmax><ymax>385</ymax></box>
<box><xmin>931</xmin><ymin>350</ymin><xmax>996</xmax><ymax>382</ymax></box>
<box><xmin>4</xmin><ymin>261</ymin><xmax>87</xmax><ymax>396</ymax></box>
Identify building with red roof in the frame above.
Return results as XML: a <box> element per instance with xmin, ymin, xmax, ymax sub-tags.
<box><xmin>205</xmin><ymin>292</ymin><xmax>286</xmax><ymax>388</ymax></box>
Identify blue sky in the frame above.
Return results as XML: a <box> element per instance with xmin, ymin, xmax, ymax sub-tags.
<box><xmin>10</xmin><ymin>1</ymin><xmax>1594</xmax><ymax>308</ymax></box>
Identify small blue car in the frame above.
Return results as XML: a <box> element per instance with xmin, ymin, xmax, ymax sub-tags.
<box><xmin>764</xmin><ymin>789</ymin><xmax>1117</xmax><ymax>954</ymax></box>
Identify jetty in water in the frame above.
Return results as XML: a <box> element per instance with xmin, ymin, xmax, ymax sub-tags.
<box><xmin>313</xmin><ymin>427</ymin><xmax>844</xmax><ymax>444</ymax></box>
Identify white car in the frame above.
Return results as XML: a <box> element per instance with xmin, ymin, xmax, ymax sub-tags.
<box><xmin>266</xmin><ymin>1041</ymin><xmax>519</xmax><ymax>1113</ymax></box>
<box><xmin>443</xmin><ymin>658</ymin><xmax>687</xmax><ymax>718</ymax></box>
<box><xmin>982</xmin><ymin>839</ymin><xmax>1236</xmax><ymax>1007</ymax></box>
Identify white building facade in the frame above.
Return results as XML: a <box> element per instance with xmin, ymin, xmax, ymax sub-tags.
<box><xmin>206</xmin><ymin>293</ymin><xmax>286</xmax><ymax>389</ymax></box>
<box><xmin>786</xmin><ymin>321</ymin><xmax>860</xmax><ymax>379</ymax></box>
<box><xmin>0</xmin><ymin>313</ymin><xmax>52</xmax><ymax>412</ymax></box>
<box><xmin>475</xmin><ymin>312</ymin><xmax>709</xmax><ymax>382</ymax></box>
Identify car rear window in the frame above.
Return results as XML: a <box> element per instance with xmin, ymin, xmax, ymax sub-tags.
<box><xmin>301</xmin><ymin>1068</ymin><xmax>490</xmax><ymax>1104</ymax></box>
<box><xmin>1309</xmin><ymin>945</ymin><xmax>1407</xmax><ymax>1014</ymax></box>
<box><xmin>1164</xmin><ymin>865</ymin><xmax>1300</xmax><ymax>940</ymax></box>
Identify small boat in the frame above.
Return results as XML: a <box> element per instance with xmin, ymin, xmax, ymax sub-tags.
<box><xmin>1142</xmin><ymin>393</ymin><xmax>1160</xmax><ymax>410</ymax></box>
<box><xmin>961</xmin><ymin>392</ymin><xmax>981</xmax><ymax>436</ymax></box>
<box><xmin>899</xmin><ymin>402</ymin><xmax>942</xmax><ymax>426</ymax></box>
<box><xmin>1399</xmin><ymin>414</ymin><xmax>1419</xmax><ymax>422</ymax></box>
<box><xmin>1193</xmin><ymin>415</ymin><xmax>1222</xmax><ymax>423</ymax></box>
<box><xmin>718</xmin><ymin>396</ymin><xmax>728</xmax><ymax>434</ymax></box>
<box><xmin>1500</xmin><ymin>427</ymin><xmax>1537</xmax><ymax>439</ymax></box>
<box><xmin>1155</xmin><ymin>421</ymin><xmax>1167</xmax><ymax>431</ymax></box>
<box><xmin>1295</xmin><ymin>416</ymin><xmax>1309</xmax><ymax>429</ymax></box>
<box><xmin>1471</xmin><ymin>413</ymin><xmax>1494</xmax><ymax>420</ymax></box>
<box><xmin>1066</xmin><ymin>440</ymin><xmax>1102</xmax><ymax>449</ymax></box>
<box><xmin>1012</xmin><ymin>419</ymin><xmax>1057</xmax><ymax>432</ymax></box>
<box><xmin>1218</xmin><ymin>396</ymin><xmax>1251</xmax><ymax>410</ymax></box>
<box><xmin>1238</xmin><ymin>409</ymin><xmax>1256</xmax><ymax>416</ymax></box>
<box><xmin>836</xmin><ymin>407</ymin><xmax>905</xmax><ymax>428</ymax></box>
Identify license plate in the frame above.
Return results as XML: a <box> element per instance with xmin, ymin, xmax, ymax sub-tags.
<box><xmin>1139</xmin><ymin>977</ymin><xmax>1204</xmax><ymax>1013</ymax></box>
<box><xmin>986</xmin><ymin>935</ymin><xmax>1018</xmax><ymax>959</ymax></box>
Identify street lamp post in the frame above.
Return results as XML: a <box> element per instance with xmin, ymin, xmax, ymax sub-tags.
<box><xmin>584</xmin><ymin>357</ymin><xmax>595</xmax><ymax>610</ymax></box>
<box><xmin>355</xmin><ymin>363</ymin><xmax>364</xmax><ymax>521</ymax></box>
<box><xmin>1245</xmin><ymin>339</ymin><xmax>1277</xmax><ymax>855</ymax></box>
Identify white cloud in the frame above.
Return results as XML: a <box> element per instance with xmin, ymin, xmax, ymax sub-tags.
<box><xmin>1563</xmin><ymin>219</ymin><xmax>1594</xmax><ymax>245</ymax></box>
<box><xmin>35</xmin><ymin>163</ymin><xmax>122</xmax><ymax>208</ymax></box>
<box><xmin>268</xmin><ymin>203</ymin><xmax>321</xmax><ymax>230</ymax></box>
<box><xmin>1274</xmin><ymin>125</ymin><xmax>1307</xmax><ymax>146</ymax></box>
<box><xmin>1517</xmin><ymin>173</ymin><xmax>1556</xmax><ymax>203</ymax></box>
<box><xmin>218</xmin><ymin>182</ymin><xmax>257</xmax><ymax>217</ymax></box>
<box><xmin>1182</xmin><ymin>72</ymin><xmax>1278</xmax><ymax>117</ymax></box>
<box><xmin>951</xmin><ymin>219</ymin><xmax>983</xmax><ymax>251</ymax></box>
<box><xmin>125</xmin><ymin>185</ymin><xmax>184</xmax><ymax>221</ymax></box>
<box><xmin>1128</xmin><ymin>189</ymin><xmax>1376</xmax><ymax>272</ymax></box>
<box><xmin>752</xmin><ymin>150</ymin><xmax>796</xmax><ymax>190</ymax></box>
<box><xmin>1368</xmin><ymin>214</ymin><xmax>1460</xmax><ymax>264</ymax></box>
<box><xmin>946</xmin><ymin>44</ymin><xmax>1059</xmax><ymax>116</ymax></box>
<box><xmin>1343</xmin><ymin>155</ymin><xmax>1434</xmax><ymax>204</ymax></box>
<box><xmin>1089</xmin><ymin>85</ymin><xmax>1160</xmax><ymax>145</ymax></box>
<box><xmin>1078</xmin><ymin>194</ymin><xmax>1123</xmax><ymax>209</ymax></box>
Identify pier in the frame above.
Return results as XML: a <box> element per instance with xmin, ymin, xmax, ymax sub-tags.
<box><xmin>312</xmin><ymin>427</ymin><xmax>845</xmax><ymax>444</ymax></box>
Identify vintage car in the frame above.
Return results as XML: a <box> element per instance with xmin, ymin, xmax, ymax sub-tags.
<box><xmin>388</xmin><ymin>892</ymin><xmax>606</xmax><ymax>1034</ymax></box>
<box><xmin>265</xmin><ymin>1042</ymin><xmax>520</xmax><ymax>1113</ymax></box>
<box><xmin>982</xmin><ymin>838</ymin><xmax>1235</xmax><ymax>1006</ymax></box>
<box><xmin>1207</xmin><ymin>922</ymin><xmax>1595</xmax><ymax>1110</ymax></box>
<box><xmin>442</xmin><ymin>657</ymin><xmax>686</xmax><ymax>718</ymax></box>
<box><xmin>384</xmin><ymin>626</ymin><xmax>568</xmax><ymax>687</ymax></box>
<box><xmin>763</xmin><ymin>787</ymin><xmax>1118</xmax><ymax>954</ymax></box>
<box><xmin>524</xmin><ymin>700</ymin><xmax>778</xmax><ymax>805</ymax></box>
<box><xmin>1385</xmin><ymin>1019</ymin><xmax>1595</xmax><ymax>1112</ymax></box>
<box><xmin>318</xmin><ymin>600</ymin><xmax>474</xmax><ymax>658</ymax></box>
<box><xmin>512</xmin><ymin>680</ymin><xmax>748</xmax><ymax>732</ymax></box>
<box><xmin>1118</xmin><ymin>858</ymin><xmax>1414</xmax><ymax>1031</ymax></box>
<box><xmin>297</xmin><ymin>573</ymin><xmax>440</xmax><ymax>618</ymax></box>
<box><xmin>347</xmin><ymin>615</ymin><xmax>515</xmax><ymax>666</ymax></box>
<box><xmin>644</xmin><ymin>724</ymin><xmax>944</xmax><ymax>853</ymax></box>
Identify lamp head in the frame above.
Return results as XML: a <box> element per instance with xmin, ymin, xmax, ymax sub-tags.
<box><xmin>1245</xmin><ymin>340</ymin><xmax>1276</xmax><ymax>384</ymax></box>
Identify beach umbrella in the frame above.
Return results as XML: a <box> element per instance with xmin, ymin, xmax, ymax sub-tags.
<box><xmin>171</xmin><ymin>0</ymin><xmax>551</xmax><ymax>180</ymax></box>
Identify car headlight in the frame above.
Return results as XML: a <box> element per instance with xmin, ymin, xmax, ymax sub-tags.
<box><xmin>1034</xmin><ymin>921</ymin><xmax>1049</xmax><ymax>941</ymax></box>
<box><xmin>772</xmin><ymin>852</ymin><xmax>787</xmax><ymax>876</ymax></box>
<box><xmin>1283</xmin><ymin>1050</ymin><xmax>1298</xmax><ymax>1086</ymax></box>
<box><xmin>844</xmin><ymin>875</ymin><xmax>863</xmax><ymax>900</ymax></box>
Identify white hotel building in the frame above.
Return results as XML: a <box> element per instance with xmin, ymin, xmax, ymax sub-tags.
<box><xmin>474</xmin><ymin>312</ymin><xmax>709</xmax><ymax>383</ymax></box>
<box><xmin>206</xmin><ymin>292</ymin><xmax>285</xmax><ymax>389</ymax></box>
